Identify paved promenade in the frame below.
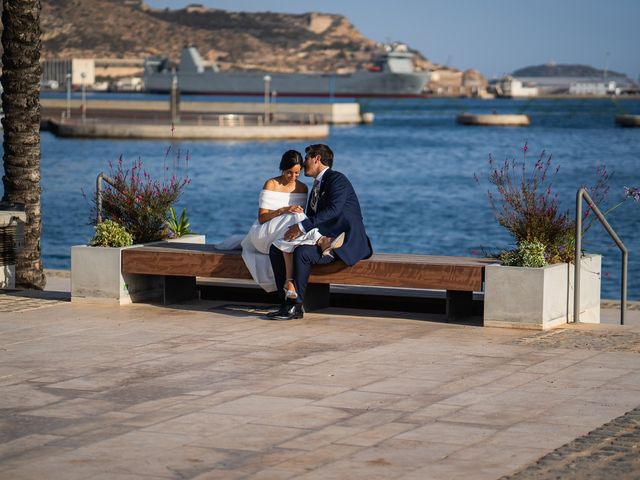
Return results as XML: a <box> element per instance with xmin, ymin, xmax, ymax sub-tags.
<box><xmin>1</xmin><ymin>272</ymin><xmax>639</xmax><ymax>479</ymax></box>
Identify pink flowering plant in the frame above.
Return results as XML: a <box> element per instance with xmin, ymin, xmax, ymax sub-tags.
<box><xmin>583</xmin><ymin>166</ymin><xmax>640</xmax><ymax>234</ymax></box>
<box><xmin>624</xmin><ymin>186</ymin><xmax>640</xmax><ymax>203</ymax></box>
<box><xmin>90</xmin><ymin>148</ymin><xmax>191</xmax><ymax>244</ymax></box>
<box><xmin>478</xmin><ymin>143</ymin><xmax>639</xmax><ymax>267</ymax></box>
<box><xmin>476</xmin><ymin>143</ymin><xmax>574</xmax><ymax>265</ymax></box>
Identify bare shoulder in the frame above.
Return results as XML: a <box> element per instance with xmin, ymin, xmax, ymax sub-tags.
<box><xmin>263</xmin><ymin>178</ymin><xmax>279</xmax><ymax>191</ymax></box>
<box><xmin>295</xmin><ymin>180</ymin><xmax>308</xmax><ymax>193</ymax></box>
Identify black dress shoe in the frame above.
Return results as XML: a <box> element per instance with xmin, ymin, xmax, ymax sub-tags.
<box><xmin>267</xmin><ymin>303</ymin><xmax>304</xmax><ymax>320</ymax></box>
<box><xmin>266</xmin><ymin>305</ymin><xmax>288</xmax><ymax>318</ymax></box>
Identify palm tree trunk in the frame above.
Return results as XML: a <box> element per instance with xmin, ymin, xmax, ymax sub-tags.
<box><xmin>1</xmin><ymin>0</ymin><xmax>46</xmax><ymax>289</ymax></box>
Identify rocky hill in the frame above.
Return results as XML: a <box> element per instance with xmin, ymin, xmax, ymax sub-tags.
<box><xmin>513</xmin><ymin>63</ymin><xmax>626</xmax><ymax>78</ymax></box>
<box><xmin>38</xmin><ymin>0</ymin><xmax>433</xmax><ymax>73</ymax></box>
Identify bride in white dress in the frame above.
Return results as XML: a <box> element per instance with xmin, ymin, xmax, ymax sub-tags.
<box><xmin>241</xmin><ymin>150</ymin><xmax>322</xmax><ymax>296</ymax></box>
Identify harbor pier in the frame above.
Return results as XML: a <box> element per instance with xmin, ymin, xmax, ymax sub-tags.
<box><xmin>41</xmin><ymin>98</ymin><xmax>372</xmax><ymax>125</ymax></box>
<box><xmin>39</xmin><ymin>98</ymin><xmax>374</xmax><ymax>140</ymax></box>
<box><xmin>47</xmin><ymin>117</ymin><xmax>329</xmax><ymax>140</ymax></box>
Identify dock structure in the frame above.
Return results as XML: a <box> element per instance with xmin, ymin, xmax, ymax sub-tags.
<box><xmin>40</xmin><ymin>98</ymin><xmax>371</xmax><ymax>125</ymax></box>
<box><xmin>40</xmin><ymin>98</ymin><xmax>358</xmax><ymax>140</ymax></box>
<box><xmin>47</xmin><ymin>117</ymin><xmax>329</xmax><ymax>140</ymax></box>
<box><xmin>456</xmin><ymin>113</ymin><xmax>530</xmax><ymax>126</ymax></box>
<box><xmin>39</xmin><ymin>98</ymin><xmax>375</xmax><ymax>140</ymax></box>
<box><xmin>615</xmin><ymin>114</ymin><xmax>640</xmax><ymax>127</ymax></box>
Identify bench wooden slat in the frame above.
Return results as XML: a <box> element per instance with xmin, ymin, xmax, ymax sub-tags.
<box><xmin>123</xmin><ymin>247</ymin><xmax>254</xmax><ymax>280</ymax></box>
<box><xmin>122</xmin><ymin>243</ymin><xmax>495</xmax><ymax>292</ymax></box>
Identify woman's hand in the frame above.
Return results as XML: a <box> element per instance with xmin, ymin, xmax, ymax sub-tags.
<box><xmin>260</xmin><ymin>205</ymin><xmax>304</xmax><ymax>223</ymax></box>
<box><xmin>281</xmin><ymin>205</ymin><xmax>304</xmax><ymax>215</ymax></box>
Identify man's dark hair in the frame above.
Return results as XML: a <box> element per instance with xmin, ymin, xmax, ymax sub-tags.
<box><xmin>279</xmin><ymin>149</ymin><xmax>304</xmax><ymax>171</ymax></box>
<box><xmin>305</xmin><ymin>144</ymin><xmax>333</xmax><ymax>168</ymax></box>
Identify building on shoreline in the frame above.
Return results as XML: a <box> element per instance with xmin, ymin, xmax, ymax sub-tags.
<box><xmin>493</xmin><ymin>76</ymin><xmax>539</xmax><ymax>98</ymax></box>
<box><xmin>41</xmin><ymin>58</ymin><xmax>95</xmax><ymax>89</ymax></box>
<box><xmin>491</xmin><ymin>74</ymin><xmax>636</xmax><ymax>97</ymax></box>
<box><xmin>41</xmin><ymin>57</ymin><xmax>144</xmax><ymax>91</ymax></box>
<box><xmin>424</xmin><ymin>67</ymin><xmax>488</xmax><ymax>97</ymax></box>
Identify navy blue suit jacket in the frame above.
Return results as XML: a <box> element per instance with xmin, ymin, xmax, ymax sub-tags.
<box><xmin>302</xmin><ymin>169</ymin><xmax>373</xmax><ymax>266</ymax></box>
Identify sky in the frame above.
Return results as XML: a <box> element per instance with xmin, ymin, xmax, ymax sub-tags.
<box><xmin>147</xmin><ymin>0</ymin><xmax>640</xmax><ymax>80</ymax></box>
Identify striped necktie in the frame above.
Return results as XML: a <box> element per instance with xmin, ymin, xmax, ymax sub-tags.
<box><xmin>310</xmin><ymin>179</ymin><xmax>320</xmax><ymax>212</ymax></box>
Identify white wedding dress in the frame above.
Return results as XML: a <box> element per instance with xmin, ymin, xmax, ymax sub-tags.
<box><xmin>240</xmin><ymin>190</ymin><xmax>321</xmax><ymax>292</ymax></box>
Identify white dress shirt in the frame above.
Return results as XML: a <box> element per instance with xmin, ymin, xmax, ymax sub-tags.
<box><xmin>299</xmin><ymin>167</ymin><xmax>329</xmax><ymax>233</ymax></box>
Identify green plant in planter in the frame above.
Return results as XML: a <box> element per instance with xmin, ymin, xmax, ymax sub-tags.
<box><xmin>499</xmin><ymin>240</ymin><xmax>547</xmax><ymax>268</ymax></box>
<box><xmin>90</xmin><ymin>220</ymin><xmax>133</xmax><ymax>247</ymax></box>
<box><xmin>166</xmin><ymin>207</ymin><xmax>194</xmax><ymax>238</ymax></box>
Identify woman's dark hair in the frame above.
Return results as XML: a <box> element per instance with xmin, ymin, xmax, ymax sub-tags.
<box><xmin>279</xmin><ymin>150</ymin><xmax>304</xmax><ymax>171</ymax></box>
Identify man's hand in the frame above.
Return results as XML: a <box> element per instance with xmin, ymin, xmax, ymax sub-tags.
<box><xmin>284</xmin><ymin>224</ymin><xmax>302</xmax><ymax>241</ymax></box>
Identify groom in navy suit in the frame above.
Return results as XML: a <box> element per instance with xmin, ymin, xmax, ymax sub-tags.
<box><xmin>267</xmin><ymin>144</ymin><xmax>373</xmax><ymax>320</ymax></box>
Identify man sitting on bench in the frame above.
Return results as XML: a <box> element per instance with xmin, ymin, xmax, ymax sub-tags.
<box><xmin>267</xmin><ymin>144</ymin><xmax>373</xmax><ymax>320</ymax></box>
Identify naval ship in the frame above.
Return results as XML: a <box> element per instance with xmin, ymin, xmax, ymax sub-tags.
<box><xmin>143</xmin><ymin>45</ymin><xmax>429</xmax><ymax>97</ymax></box>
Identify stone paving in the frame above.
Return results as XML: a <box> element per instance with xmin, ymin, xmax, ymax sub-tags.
<box><xmin>0</xmin><ymin>270</ymin><xmax>69</xmax><ymax>313</ymax></box>
<box><xmin>0</xmin><ymin>291</ymin><xmax>67</xmax><ymax>313</ymax></box>
<box><xmin>503</xmin><ymin>406</ymin><xmax>640</xmax><ymax>480</ymax></box>
<box><xmin>1</xmin><ymin>276</ymin><xmax>640</xmax><ymax>479</ymax></box>
<box><xmin>513</xmin><ymin>327</ymin><xmax>640</xmax><ymax>353</ymax></box>
<box><xmin>601</xmin><ymin>300</ymin><xmax>640</xmax><ymax>311</ymax></box>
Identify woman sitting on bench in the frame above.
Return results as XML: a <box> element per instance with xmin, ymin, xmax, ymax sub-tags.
<box><xmin>240</xmin><ymin>150</ymin><xmax>338</xmax><ymax>299</ymax></box>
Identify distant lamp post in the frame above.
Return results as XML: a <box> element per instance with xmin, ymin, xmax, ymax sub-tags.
<box><xmin>329</xmin><ymin>74</ymin><xmax>335</xmax><ymax>101</ymax></box>
<box><xmin>80</xmin><ymin>71</ymin><xmax>87</xmax><ymax>123</ymax></box>
<box><xmin>65</xmin><ymin>72</ymin><xmax>72</xmax><ymax>120</ymax></box>
<box><xmin>170</xmin><ymin>73</ymin><xmax>180</xmax><ymax>124</ymax></box>
<box><xmin>271</xmin><ymin>90</ymin><xmax>277</xmax><ymax>123</ymax></box>
<box><xmin>263</xmin><ymin>75</ymin><xmax>271</xmax><ymax>125</ymax></box>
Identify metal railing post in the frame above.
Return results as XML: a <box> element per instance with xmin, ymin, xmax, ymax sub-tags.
<box><xmin>96</xmin><ymin>172</ymin><xmax>118</xmax><ymax>225</ymax></box>
<box><xmin>575</xmin><ymin>187</ymin><xmax>628</xmax><ymax>325</ymax></box>
<box><xmin>575</xmin><ymin>189</ymin><xmax>582</xmax><ymax>323</ymax></box>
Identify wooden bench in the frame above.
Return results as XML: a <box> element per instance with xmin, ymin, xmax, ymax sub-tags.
<box><xmin>121</xmin><ymin>242</ymin><xmax>496</xmax><ymax>320</ymax></box>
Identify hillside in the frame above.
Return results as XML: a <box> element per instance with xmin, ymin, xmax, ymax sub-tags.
<box><xmin>38</xmin><ymin>0</ymin><xmax>432</xmax><ymax>73</ymax></box>
<box><xmin>513</xmin><ymin>63</ymin><xmax>626</xmax><ymax>78</ymax></box>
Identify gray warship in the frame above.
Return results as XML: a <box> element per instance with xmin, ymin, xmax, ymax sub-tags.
<box><xmin>143</xmin><ymin>46</ymin><xmax>429</xmax><ymax>97</ymax></box>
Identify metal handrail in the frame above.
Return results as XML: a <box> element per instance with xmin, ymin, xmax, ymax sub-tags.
<box><xmin>574</xmin><ymin>187</ymin><xmax>628</xmax><ymax>325</ymax></box>
<box><xmin>96</xmin><ymin>172</ymin><xmax>119</xmax><ymax>225</ymax></box>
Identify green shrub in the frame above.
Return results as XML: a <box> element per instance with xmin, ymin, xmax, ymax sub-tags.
<box><xmin>499</xmin><ymin>240</ymin><xmax>547</xmax><ymax>268</ymax></box>
<box><xmin>498</xmin><ymin>249</ymin><xmax>520</xmax><ymax>266</ymax></box>
<box><xmin>166</xmin><ymin>207</ymin><xmax>194</xmax><ymax>238</ymax></box>
<box><xmin>519</xmin><ymin>240</ymin><xmax>547</xmax><ymax>267</ymax></box>
<box><xmin>90</xmin><ymin>220</ymin><xmax>134</xmax><ymax>247</ymax></box>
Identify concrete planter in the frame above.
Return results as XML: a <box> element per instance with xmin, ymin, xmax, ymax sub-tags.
<box><xmin>71</xmin><ymin>234</ymin><xmax>205</xmax><ymax>304</ymax></box>
<box><xmin>483</xmin><ymin>254</ymin><xmax>601</xmax><ymax>330</ymax></box>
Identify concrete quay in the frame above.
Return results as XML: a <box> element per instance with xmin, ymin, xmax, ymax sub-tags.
<box><xmin>615</xmin><ymin>114</ymin><xmax>640</xmax><ymax>127</ymax></box>
<box><xmin>1</xmin><ymin>271</ymin><xmax>640</xmax><ymax>479</ymax></box>
<box><xmin>456</xmin><ymin>113</ymin><xmax>530</xmax><ymax>127</ymax></box>
<box><xmin>40</xmin><ymin>98</ymin><xmax>371</xmax><ymax>125</ymax></box>
<box><xmin>47</xmin><ymin>118</ymin><xmax>329</xmax><ymax>140</ymax></box>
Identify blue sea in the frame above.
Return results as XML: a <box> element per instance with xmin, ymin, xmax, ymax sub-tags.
<box><xmin>3</xmin><ymin>95</ymin><xmax>640</xmax><ymax>299</ymax></box>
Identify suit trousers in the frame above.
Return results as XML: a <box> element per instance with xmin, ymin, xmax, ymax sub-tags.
<box><xmin>269</xmin><ymin>244</ymin><xmax>335</xmax><ymax>304</ymax></box>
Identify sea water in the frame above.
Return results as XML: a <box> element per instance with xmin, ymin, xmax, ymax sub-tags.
<box><xmin>3</xmin><ymin>96</ymin><xmax>639</xmax><ymax>299</ymax></box>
